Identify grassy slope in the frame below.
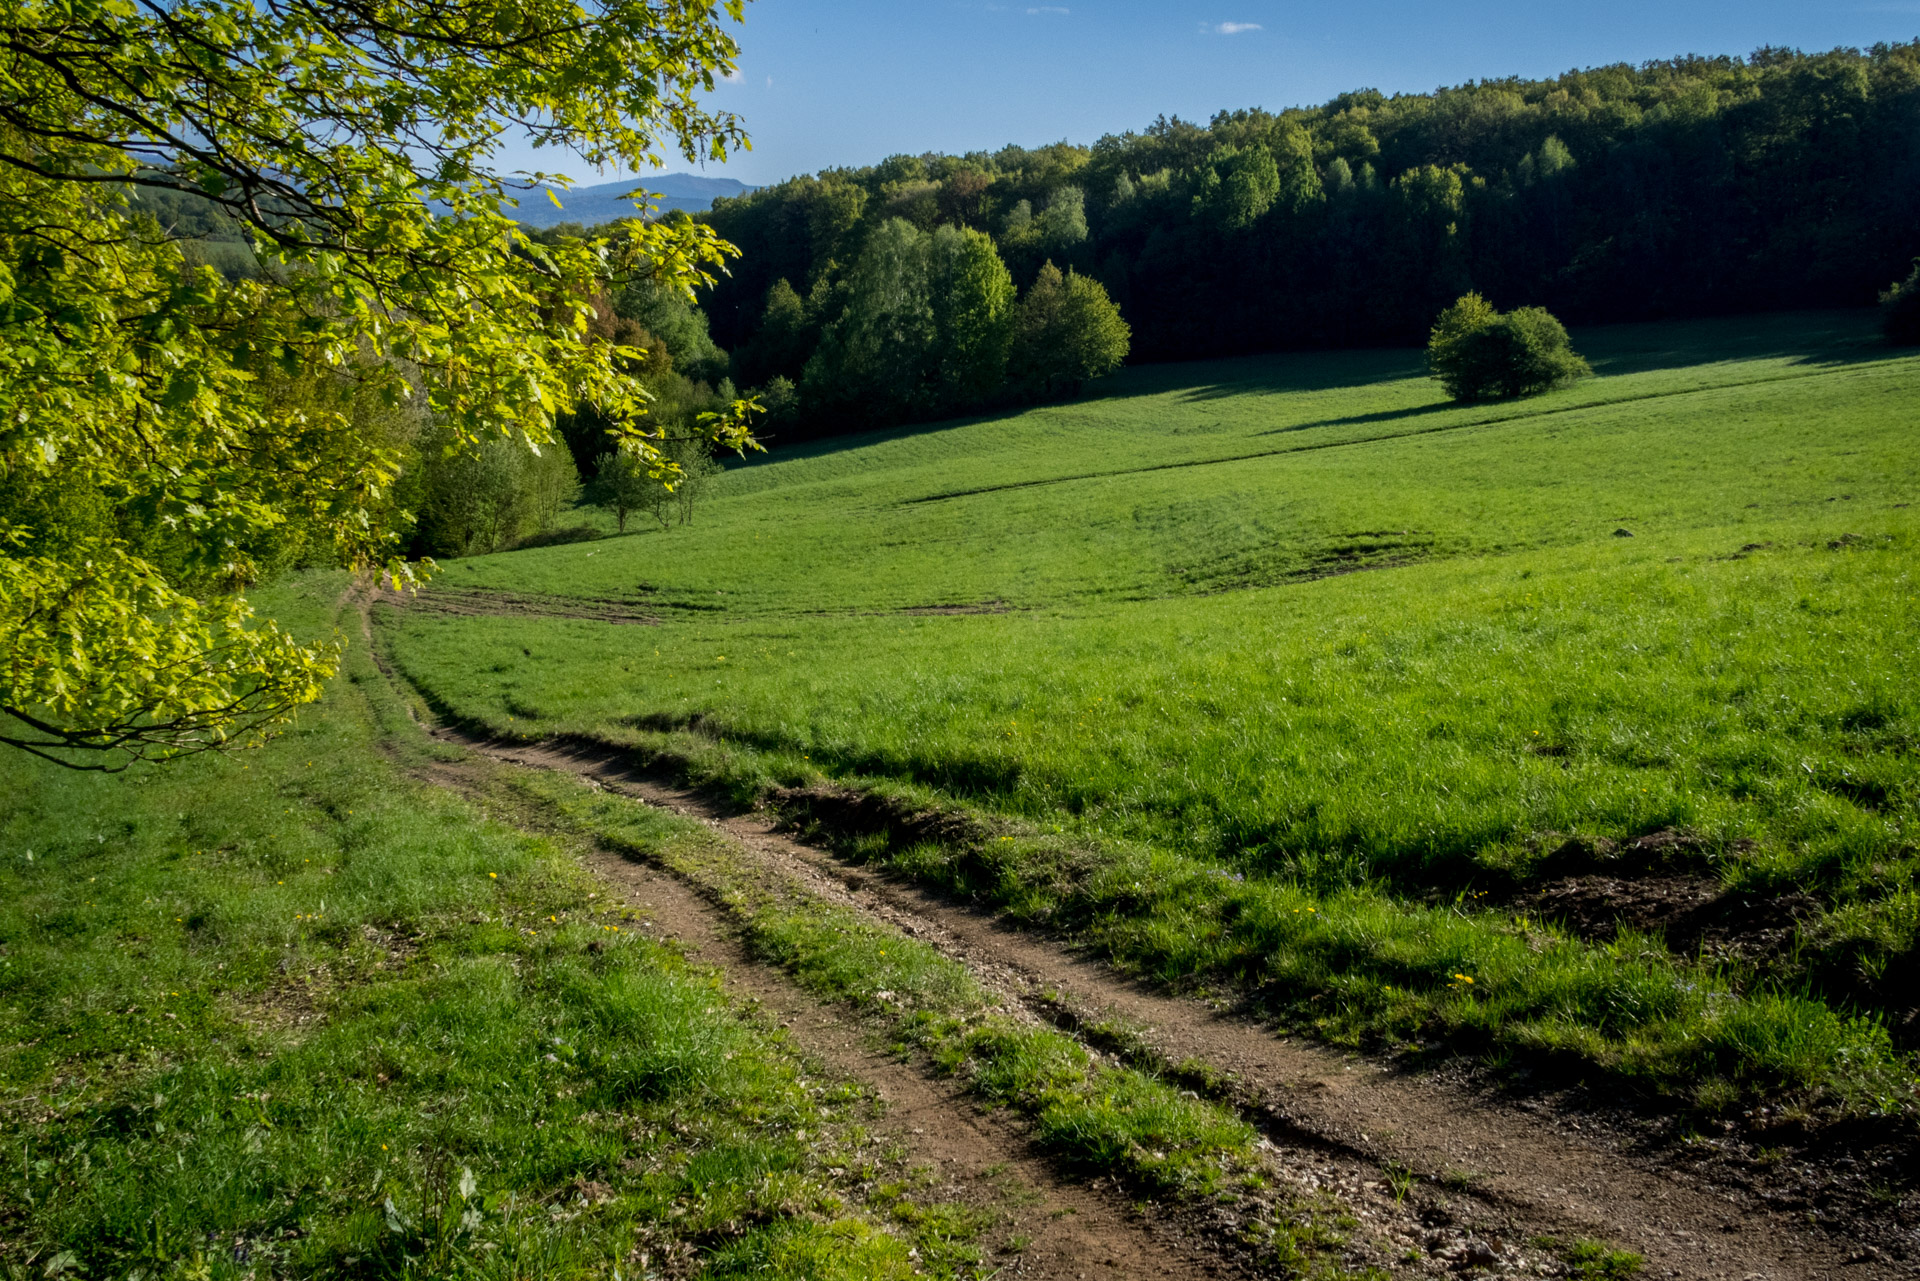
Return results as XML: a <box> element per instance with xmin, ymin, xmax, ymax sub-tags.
<box><xmin>445</xmin><ymin>311</ymin><xmax>1902</xmax><ymax>609</ymax></box>
<box><xmin>386</xmin><ymin>312</ymin><xmax>1920</xmax><ymax>1119</ymax></box>
<box><xmin>0</xmin><ymin>577</ymin><xmax>979</xmax><ymax>1280</ymax></box>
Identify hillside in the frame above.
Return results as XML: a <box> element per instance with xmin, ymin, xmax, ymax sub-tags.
<box><xmin>9</xmin><ymin>0</ymin><xmax>1919</xmax><ymax>1272</ymax></box>
<box><xmin>386</xmin><ymin>309</ymin><xmax>1919</xmax><ymax>1120</ymax></box>
<box><xmin>7</xmin><ymin>312</ymin><xmax>1916</xmax><ymax>1278</ymax></box>
<box><xmin>508</xmin><ymin>173</ymin><xmax>760</xmax><ymax>227</ymax></box>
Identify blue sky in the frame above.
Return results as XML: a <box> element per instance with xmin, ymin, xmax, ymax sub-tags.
<box><xmin>514</xmin><ymin>0</ymin><xmax>1920</xmax><ymax>188</ymax></box>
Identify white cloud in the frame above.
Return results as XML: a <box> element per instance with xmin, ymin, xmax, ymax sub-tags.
<box><xmin>1209</xmin><ymin>21</ymin><xmax>1263</xmax><ymax>34</ymax></box>
<box><xmin>1027</xmin><ymin>5</ymin><xmax>1068</xmax><ymax>13</ymax></box>
<box><xmin>721</xmin><ymin>66</ymin><xmax>745</xmax><ymax>83</ymax></box>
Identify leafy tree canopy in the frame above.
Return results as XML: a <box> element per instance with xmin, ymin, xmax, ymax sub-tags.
<box><xmin>1427</xmin><ymin>293</ymin><xmax>1592</xmax><ymax>402</ymax></box>
<box><xmin>802</xmin><ymin>218</ymin><xmax>1021</xmax><ymax>425</ymax></box>
<box><xmin>1884</xmin><ymin>259</ymin><xmax>1920</xmax><ymax>345</ymax></box>
<box><xmin>699</xmin><ymin>43</ymin><xmax>1920</xmax><ymax>370</ymax></box>
<box><xmin>1011</xmin><ymin>261</ymin><xmax>1131</xmax><ymax>398</ymax></box>
<box><xmin>0</xmin><ymin>0</ymin><xmax>758</xmax><ymax>767</ymax></box>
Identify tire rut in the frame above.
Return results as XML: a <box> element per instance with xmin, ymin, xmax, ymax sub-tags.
<box><xmin>451</xmin><ymin>732</ymin><xmax>1904</xmax><ymax>1281</ymax></box>
<box><xmin>404</xmin><ymin>752</ymin><xmax>1229</xmax><ymax>1281</ymax></box>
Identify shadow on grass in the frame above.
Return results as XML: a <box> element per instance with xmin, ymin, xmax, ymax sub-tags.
<box><xmin>1163</xmin><ymin>348</ymin><xmax>1428</xmax><ymax>403</ymax></box>
<box><xmin>619</xmin><ymin>709</ymin><xmax>1029</xmax><ymax>799</ymax></box>
<box><xmin>1573</xmin><ymin>308</ymin><xmax>1890</xmax><ymax>378</ymax></box>
<box><xmin>730</xmin><ymin>311</ymin><xmax>1898</xmax><ymax>483</ymax></box>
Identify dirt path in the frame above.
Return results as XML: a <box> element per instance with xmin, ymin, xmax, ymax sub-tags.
<box><xmin>407</xmin><ymin>747</ymin><xmax>1228</xmax><ymax>1281</ymax></box>
<box><xmin>381</xmin><ymin>584</ymin><xmax>660</xmax><ymax>625</ymax></box>
<box><xmin>450</xmin><ymin>733</ymin><xmax>1906</xmax><ymax>1281</ymax></box>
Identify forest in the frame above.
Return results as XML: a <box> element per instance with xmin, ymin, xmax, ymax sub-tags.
<box><xmin>124</xmin><ymin>42</ymin><xmax>1920</xmax><ymax>461</ymax></box>
<box><xmin>699</xmin><ymin>41</ymin><xmax>1920</xmax><ymax>436</ymax></box>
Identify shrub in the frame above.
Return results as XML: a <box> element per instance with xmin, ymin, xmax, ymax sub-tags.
<box><xmin>1428</xmin><ymin>293</ymin><xmax>1591</xmax><ymax>402</ymax></box>
<box><xmin>587</xmin><ymin>434</ymin><xmax>721</xmax><ymax>533</ymax></box>
<box><xmin>417</xmin><ymin>434</ymin><xmax>580</xmax><ymax>556</ymax></box>
<box><xmin>1882</xmin><ymin>259</ymin><xmax>1920</xmax><ymax>346</ymax></box>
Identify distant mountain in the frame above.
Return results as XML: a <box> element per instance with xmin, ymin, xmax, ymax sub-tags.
<box><xmin>500</xmin><ymin>174</ymin><xmax>757</xmax><ymax>227</ymax></box>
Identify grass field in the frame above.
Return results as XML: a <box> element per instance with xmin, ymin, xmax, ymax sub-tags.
<box><xmin>383</xmin><ymin>311</ymin><xmax>1920</xmax><ymax>1120</ymax></box>
<box><xmin>4</xmin><ymin>309</ymin><xmax>1913</xmax><ymax>1276</ymax></box>
<box><xmin>0</xmin><ymin>579</ymin><xmax>1003</xmax><ymax>1279</ymax></box>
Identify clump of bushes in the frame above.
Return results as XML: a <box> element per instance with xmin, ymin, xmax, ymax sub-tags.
<box><xmin>587</xmin><ymin>433</ymin><xmax>721</xmax><ymax>533</ymax></box>
<box><xmin>1427</xmin><ymin>292</ymin><xmax>1591</xmax><ymax>402</ymax></box>
<box><xmin>415</xmin><ymin>432</ymin><xmax>580</xmax><ymax>556</ymax></box>
<box><xmin>1883</xmin><ymin>259</ymin><xmax>1920</xmax><ymax>346</ymax></box>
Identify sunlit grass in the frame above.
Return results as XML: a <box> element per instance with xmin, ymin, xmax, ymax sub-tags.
<box><xmin>382</xmin><ymin>312</ymin><xmax>1920</xmax><ymax>1118</ymax></box>
<box><xmin>0</xmin><ymin>577</ymin><xmax>946</xmax><ymax>1279</ymax></box>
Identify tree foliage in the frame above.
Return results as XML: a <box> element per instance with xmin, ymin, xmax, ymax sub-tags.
<box><xmin>0</xmin><ymin>0</ymin><xmax>757</xmax><ymax>766</ymax></box>
<box><xmin>1010</xmin><ymin>262</ymin><xmax>1131</xmax><ymax>397</ymax></box>
<box><xmin>931</xmin><ymin>226</ymin><xmax>1020</xmax><ymax>407</ymax></box>
<box><xmin>696</xmin><ymin>43</ymin><xmax>1920</xmax><ymax>390</ymax></box>
<box><xmin>802</xmin><ymin>219</ymin><xmax>1023</xmax><ymax>426</ymax></box>
<box><xmin>1884</xmin><ymin>260</ymin><xmax>1920</xmax><ymax>346</ymax></box>
<box><xmin>1427</xmin><ymin>293</ymin><xmax>1592</xmax><ymax>402</ymax></box>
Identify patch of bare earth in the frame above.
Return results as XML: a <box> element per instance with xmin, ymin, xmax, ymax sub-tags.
<box><xmin>410</xmin><ymin>746</ymin><xmax>1224</xmax><ymax>1281</ymax></box>
<box><xmin>375</xmin><ymin>584</ymin><xmax>659</xmax><ymax>625</ymax></box>
<box><xmin>897</xmin><ymin>601</ymin><xmax>1012</xmax><ymax>616</ymax></box>
<box><xmin>1516</xmin><ymin>873</ymin><xmax>1820</xmax><ymax>963</ymax></box>
<box><xmin>440</xmin><ymin>732</ymin><xmax>1914</xmax><ymax>1281</ymax></box>
<box><xmin>1516</xmin><ymin>831</ymin><xmax>1821</xmax><ymax>964</ymax></box>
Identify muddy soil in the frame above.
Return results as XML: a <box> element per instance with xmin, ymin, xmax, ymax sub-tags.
<box><xmin>445</xmin><ymin>732</ymin><xmax>1917</xmax><ymax>1281</ymax></box>
<box><xmin>1517</xmin><ymin>874</ymin><xmax>1821</xmax><ymax>962</ymax></box>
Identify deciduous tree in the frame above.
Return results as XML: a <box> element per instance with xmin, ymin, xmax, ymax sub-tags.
<box><xmin>929</xmin><ymin>226</ymin><xmax>1016</xmax><ymax>410</ymax></box>
<box><xmin>0</xmin><ymin>0</ymin><xmax>758</xmax><ymax>766</ymax></box>
<box><xmin>1010</xmin><ymin>262</ymin><xmax>1132</xmax><ymax>397</ymax></box>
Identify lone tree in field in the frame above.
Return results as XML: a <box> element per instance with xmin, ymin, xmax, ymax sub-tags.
<box><xmin>1883</xmin><ymin>260</ymin><xmax>1920</xmax><ymax>345</ymax></box>
<box><xmin>1427</xmin><ymin>293</ymin><xmax>1591</xmax><ymax>402</ymax></box>
<box><xmin>0</xmin><ymin>0</ymin><xmax>758</xmax><ymax>768</ymax></box>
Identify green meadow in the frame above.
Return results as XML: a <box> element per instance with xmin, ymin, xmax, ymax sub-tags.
<box><xmin>0</xmin><ymin>580</ymin><xmax>986</xmax><ymax>1279</ymax></box>
<box><xmin>384</xmin><ymin>311</ymin><xmax>1920</xmax><ymax>1118</ymax></box>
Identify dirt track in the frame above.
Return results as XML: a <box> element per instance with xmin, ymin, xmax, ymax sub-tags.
<box><xmin>405</xmin><ymin>752</ymin><xmax>1231</xmax><ymax>1280</ymax></box>
<box><xmin>450</xmin><ymin>732</ymin><xmax>1906</xmax><ymax>1281</ymax></box>
<box><xmin>360</xmin><ymin>581</ymin><xmax>1910</xmax><ymax>1279</ymax></box>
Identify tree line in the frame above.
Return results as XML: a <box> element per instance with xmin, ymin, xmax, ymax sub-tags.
<box><xmin>432</xmin><ymin>38</ymin><xmax>1920</xmax><ymax>525</ymax></box>
<box><xmin>697</xmin><ymin>41</ymin><xmax>1920</xmax><ymax>409</ymax></box>
<box><xmin>120</xmin><ymin>40</ymin><xmax>1920</xmax><ymax>544</ymax></box>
